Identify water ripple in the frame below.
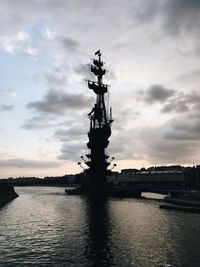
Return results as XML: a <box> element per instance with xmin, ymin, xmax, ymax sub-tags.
<box><xmin>0</xmin><ymin>187</ymin><xmax>200</xmax><ymax>266</ymax></box>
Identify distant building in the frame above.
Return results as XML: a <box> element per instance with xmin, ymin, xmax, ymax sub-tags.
<box><xmin>121</xmin><ymin>168</ymin><xmax>139</xmax><ymax>174</ymax></box>
<box><xmin>115</xmin><ymin>170</ymin><xmax>185</xmax><ymax>185</ymax></box>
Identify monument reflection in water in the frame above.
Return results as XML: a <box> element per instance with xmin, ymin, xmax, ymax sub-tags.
<box><xmin>84</xmin><ymin>196</ymin><xmax>112</xmax><ymax>266</ymax></box>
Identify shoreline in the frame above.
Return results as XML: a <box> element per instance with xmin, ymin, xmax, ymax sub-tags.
<box><xmin>160</xmin><ymin>195</ymin><xmax>200</xmax><ymax>213</ymax></box>
<box><xmin>0</xmin><ymin>184</ymin><xmax>19</xmax><ymax>208</ymax></box>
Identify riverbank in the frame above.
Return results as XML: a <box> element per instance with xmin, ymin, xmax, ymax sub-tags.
<box><xmin>165</xmin><ymin>197</ymin><xmax>200</xmax><ymax>207</ymax></box>
<box><xmin>0</xmin><ymin>184</ymin><xmax>19</xmax><ymax>208</ymax></box>
<box><xmin>159</xmin><ymin>193</ymin><xmax>200</xmax><ymax>213</ymax></box>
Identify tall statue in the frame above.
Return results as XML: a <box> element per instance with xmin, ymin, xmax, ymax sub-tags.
<box><xmin>83</xmin><ymin>50</ymin><xmax>114</xmax><ymax>193</ymax></box>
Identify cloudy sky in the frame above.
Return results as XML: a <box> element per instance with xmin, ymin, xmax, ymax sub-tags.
<box><xmin>0</xmin><ymin>0</ymin><xmax>200</xmax><ymax>178</ymax></box>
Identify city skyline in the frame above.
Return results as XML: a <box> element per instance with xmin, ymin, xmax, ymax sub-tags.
<box><xmin>1</xmin><ymin>0</ymin><xmax>200</xmax><ymax>178</ymax></box>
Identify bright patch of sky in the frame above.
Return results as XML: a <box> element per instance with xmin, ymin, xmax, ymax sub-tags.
<box><xmin>1</xmin><ymin>0</ymin><xmax>200</xmax><ymax>177</ymax></box>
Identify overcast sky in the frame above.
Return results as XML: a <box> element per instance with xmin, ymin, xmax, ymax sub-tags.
<box><xmin>0</xmin><ymin>0</ymin><xmax>200</xmax><ymax>178</ymax></box>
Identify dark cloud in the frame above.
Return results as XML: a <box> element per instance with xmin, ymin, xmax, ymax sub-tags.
<box><xmin>59</xmin><ymin>37</ymin><xmax>79</xmax><ymax>51</ymax></box>
<box><xmin>141</xmin><ymin>84</ymin><xmax>175</xmax><ymax>104</ymax></box>
<box><xmin>110</xmin><ymin>130</ymin><xmax>145</xmax><ymax>161</ymax></box>
<box><xmin>161</xmin><ymin>91</ymin><xmax>200</xmax><ymax>114</ymax></box>
<box><xmin>112</xmin><ymin>107</ymin><xmax>140</xmax><ymax>131</ymax></box>
<box><xmin>1</xmin><ymin>0</ymin><xmax>200</xmax><ymax>43</ymax></box>
<box><xmin>130</xmin><ymin>0</ymin><xmax>200</xmax><ymax>38</ymax></box>
<box><xmin>145</xmin><ymin>117</ymin><xmax>200</xmax><ymax>164</ymax></box>
<box><xmin>163</xmin><ymin>0</ymin><xmax>200</xmax><ymax>36</ymax></box>
<box><xmin>139</xmin><ymin>84</ymin><xmax>200</xmax><ymax>114</ymax></box>
<box><xmin>27</xmin><ymin>89</ymin><xmax>88</xmax><ymax>115</ymax></box>
<box><xmin>165</xmin><ymin>115</ymin><xmax>200</xmax><ymax>141</ymax></box>
<box><xmin>175</xmin><ymin>69</ymin><xmax>200</xmax><ymax>84</ymax></box>
<box><xmin>130</xmin><ymin>0</ymin><xmax>160</xmax><ymax>24</ymax></box>
<box><xmin>22</xmin><ymin>115</ymin><xmax>57</xmax><ymax>130</ymax></box>
<box><xmin>55</xmin><ymin>120</ymin><xmax>88</xmax><ymax>161</ymax></box>
<box><xmin>74</xmin><ymin>64</ymin><xmax>90</xmax><ymax>77</ymax></box>
<box><xmin>161</xmin><ymin>100</ymin><xmax>189</xmax><ymax>113</ymax></box>
<box><xmin>110</xmin><ymin>116</ymin><xmax>200</xmax><ymax>165</ymax></box>
<box><xmin>106</xmin><ymin>87</ymin><xmax>200</xmax><ymax>165</ymax></box>
<box><xmin>0</xmin><ymin>104</ymin><xmax>14</xmax><ymax>111</ymax></box>
<box><xmin>55</xmin><ymin>124</ymin><xmax>87</xmax><ymax>142</ymax></box>
<box><xmin>58</xmin><ymin>142</ymin><xmax>86</xmax><ymax>161</ymax></box>
<box><xmin>146</xmin><ymin>137</ymin><xmax>199</xmax><ymax>164</ymax></box>
<box><xmin>0</xmin><ymin>158</ymin><xmax>62</xmax><ymax>169</ymax></box>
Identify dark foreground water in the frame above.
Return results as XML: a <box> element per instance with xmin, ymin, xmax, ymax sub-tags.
<box><xmin>0</xmin><ymin>187</ymin><xmax>200</xmax><ymax>267</ymax></box>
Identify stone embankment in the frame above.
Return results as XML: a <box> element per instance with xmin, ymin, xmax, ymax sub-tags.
<box><xmin>0</xmin><ymin>184</ymin><xmax>18</xmax><ymax>208</ymax></box>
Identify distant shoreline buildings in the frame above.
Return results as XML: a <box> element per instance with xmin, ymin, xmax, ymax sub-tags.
<box><xmin>0</xmin><ymin>165</ymin><xmax>199</xmax><ymax>187</ymax></box>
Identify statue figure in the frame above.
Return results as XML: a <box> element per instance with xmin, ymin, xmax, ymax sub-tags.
<box><xmin>88</xmin><ymin>103</ymin><xmax>103</xmax><ymax>127</ymax></box>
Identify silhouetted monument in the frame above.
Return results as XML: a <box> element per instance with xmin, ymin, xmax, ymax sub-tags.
<box><xmin>84</xmin><ymin>50</ymin><xmax>113</xmax><ymax>192</ymax></box>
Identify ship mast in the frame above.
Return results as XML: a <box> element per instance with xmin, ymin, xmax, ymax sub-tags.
<box><xmin>85</xmin><ymin>50</ymin><xmax>113</xmax><ymax>192</ymax></box>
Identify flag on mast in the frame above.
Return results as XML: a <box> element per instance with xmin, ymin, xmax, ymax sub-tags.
<box><xmin>95</xmin><ymin>50</ymin><xmax>101</xmax><ymax>56</ymax></box>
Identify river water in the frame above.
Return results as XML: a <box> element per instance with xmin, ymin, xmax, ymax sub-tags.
<box><xmin>0</xmin><ymin>187</ymin><xmax>200</xmax><ymax>267</ymax></box>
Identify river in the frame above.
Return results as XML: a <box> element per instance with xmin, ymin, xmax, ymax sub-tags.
<box><xmin>0</xmin><ymin>186</ymin><xmax>200</xmax><ymax>267</ymax></box>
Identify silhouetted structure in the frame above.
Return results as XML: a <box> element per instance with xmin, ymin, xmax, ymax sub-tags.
<box><xmin>0</xmin><ymin>184</ymin><xmax>18</xmax><ymax>208</ymax></box>
<box><xmin>83</xmin><ymin>50</ymin><xmax>113</xmax><ymax>192</ymax></box>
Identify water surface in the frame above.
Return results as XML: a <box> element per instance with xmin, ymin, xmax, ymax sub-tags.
<box><xmin>0</xmin><ymin>186</ymin><xmax>200</xmax><ymax>267</ymax></box>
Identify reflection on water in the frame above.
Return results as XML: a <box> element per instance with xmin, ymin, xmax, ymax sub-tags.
<box><xmin>0</xmin><ymin>187</ymin><xmax>200</xmax><ymax>266</ymax></box>
<box><xmin>84</xmin><ymin>197</ymin><xmax>112</xmax><ymax>267</ymax></box>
